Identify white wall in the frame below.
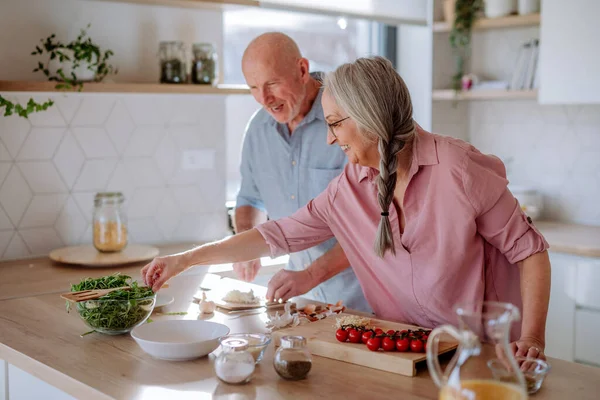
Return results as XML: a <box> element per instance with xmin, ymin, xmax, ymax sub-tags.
<box><xmin>432</xmin><ymin>26</ymin><xmax>600</xmax><ymax>226</ymax></box>
<box><xmin>0</xmin><ymin>0</ymin><xmax>235</xmax><ymax>260</ymax></box>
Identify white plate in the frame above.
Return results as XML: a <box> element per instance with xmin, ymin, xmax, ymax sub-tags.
<box><xmin>131</xmin><ymin>320</ymin><xmax>230</xmax><ymax>361</ymax></box>
<box><xmin>155</xmin><ymin>293</ymin><xmax>174</xmax><ymax>308</ymax></box>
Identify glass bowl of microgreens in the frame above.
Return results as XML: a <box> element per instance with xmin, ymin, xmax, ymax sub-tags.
<box><xmin>66</xmin><ymin>273</ymin><xmax>156</xmax><ymax>335</ymax></box>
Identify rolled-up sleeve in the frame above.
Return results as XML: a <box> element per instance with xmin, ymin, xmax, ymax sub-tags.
<box><xmin>463</xmin><ymin>150</ymin><xmax>549</xmax><ymax>264</ymax></box>
<box><xmin>256</xmin><ymin>174</ymin><xmax>340</xmax><ymax>258</ymax></box>
<box><xmin>235</xmin><ymin>122</ymin><xmax>266</xmax><ymax>212</ymax></box>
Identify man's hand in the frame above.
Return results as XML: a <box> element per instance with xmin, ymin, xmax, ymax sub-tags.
<box><xmin>232</xmin><ymin>259</ymin><xmax>262</xmax><ymax>282</ymax></box>
<box><xmin>266</xmin><ymin>269</ymin><xmax>315</xmax><ymax>302</ymax></box>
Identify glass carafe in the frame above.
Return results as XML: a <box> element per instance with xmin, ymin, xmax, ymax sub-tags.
<box><xmin>427</xmin><ymin>301</ymin><xmax>527</xmax><ymax>399</ymax></box>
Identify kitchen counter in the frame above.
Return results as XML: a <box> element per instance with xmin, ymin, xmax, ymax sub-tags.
<box><xmin>1</xmin><ymin>279</ymin><xmax>600</xmax><ymax>400</ymax></box>
<box><xmin>535</xmin><ymin>221</ymin><xmax>600</xmax><ymax>258</ymax></box>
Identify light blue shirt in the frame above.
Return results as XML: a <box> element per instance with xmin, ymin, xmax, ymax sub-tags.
<box><xmin>236</xmin><ymin>85</ymin><xmax>371</xmax><ymax>313</ymax></box>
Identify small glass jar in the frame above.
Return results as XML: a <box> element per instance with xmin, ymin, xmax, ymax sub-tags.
<box><xmin>191</xmin><ymin>43</ymin><xmax>218</xmax><ymax>85</ymax></box>
<box><xmin>215</xmin><ymin>338</ymin><xmax>255</xmax><ymax>385</ymax></box>
<box><xmin>273</xmin><ymin>336</ymin><xmax>312</xmax><ymax>380</ymax></box>
<box><xmin>159</xmin><ymin>41</ymin><xmax>187</xmax><ymax>84</ymax></box>
<box><xmin>93</xmin><ymin>192</ymin><xmax>128</xmax><ymax>253</ymax></box>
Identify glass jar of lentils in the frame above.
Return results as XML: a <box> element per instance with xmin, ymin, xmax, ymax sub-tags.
<box><xmin>273</xmin><ymin>336</ymin><xmax>312</xmax><ymax>380</ymax></box>
<box><xmin>93</xmin><ymin>192</ymin><xmax>128</xmax><ymax>253</ymax></box>
<box><xmin>191</xmin><ymin>43</ymin><xmax>218</xmax><ymax>85</ymax></box>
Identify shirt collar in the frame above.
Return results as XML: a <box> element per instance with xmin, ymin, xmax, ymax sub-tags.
<box><xmin>358</xmin><ymin>125</ymin><xmax>439</xmax><ymax>184</ymax></box>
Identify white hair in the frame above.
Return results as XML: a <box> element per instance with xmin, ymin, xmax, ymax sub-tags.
<box><xmin>324</xmin><ymin>56</ymin><xmax>416</xmax><ymax>258</ymax></box>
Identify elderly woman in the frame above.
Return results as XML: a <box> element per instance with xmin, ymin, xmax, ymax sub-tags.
<box><xmin>142</xmin><ymin>56</ymin><xmax>551</xmax><ymax>360</ymax></box>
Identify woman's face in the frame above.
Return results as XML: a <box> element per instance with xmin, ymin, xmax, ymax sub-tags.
<box><xmin>321</xmin><ymin>89</ymin><xmax>379</xmax><ymax>167</ymax></box>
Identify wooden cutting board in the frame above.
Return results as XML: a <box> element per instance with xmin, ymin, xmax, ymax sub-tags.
<box><xmin>49</xmin><ymin>244</ymin><xmax>159</xmax><ymax>267</ymax></box>
<box><xmin>272</xmin><ymin>313</ymin><xmax>458</xmax><ymax>377</ymax></box>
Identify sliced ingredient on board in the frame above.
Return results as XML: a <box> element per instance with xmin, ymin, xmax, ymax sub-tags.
<box><xmin>266</xmin><ymin>301</ymin><xmax>346</xmax><ymax>331</ymax></box>
<box><xmin>334</xmin><ymin>316</ymin><xmax>431</xmax><ymax>353</ymax></box>
<box><xmin>222</xmin><ymin>289</ymin><xmax>260</xmax><ymax>305</ymax></box>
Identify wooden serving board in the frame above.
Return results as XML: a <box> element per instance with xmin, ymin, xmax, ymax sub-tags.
<box><xmin>49</xmin><ymin>244</ymin><xmax>159</xmax><ymax>267</ymax></box>
<box><xmin>272</xmin><ymin>313</ymin><xmax>457</xmax><ymax>377</ymax></box>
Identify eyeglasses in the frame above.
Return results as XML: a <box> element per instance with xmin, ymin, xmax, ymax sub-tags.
<box><xmin>327</xmin><ymin>116</ymin><xmax>350</xmax><ymax>140</ymax></box>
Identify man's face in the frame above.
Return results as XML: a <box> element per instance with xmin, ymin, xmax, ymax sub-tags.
<box><xmin>243</xmin><ymin>58</ymin><xmax>307</xmax><ymax>124</ymax></box>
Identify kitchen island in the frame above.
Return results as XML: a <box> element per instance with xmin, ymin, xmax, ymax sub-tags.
<box><xmin>1</xmin><ymin>275</ymin><xmax>600</xmax><ymax>399</ymax></box>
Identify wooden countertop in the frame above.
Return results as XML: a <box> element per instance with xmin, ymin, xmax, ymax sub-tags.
<box><xmin>536</xmin><ymin>221</ymin><xmax>600</xmax><ymax>258</ymax></box>
<box><xmin>1</xmin><ymin>280</ymin><xmax>600</xmax><ymax>400</ymax></box>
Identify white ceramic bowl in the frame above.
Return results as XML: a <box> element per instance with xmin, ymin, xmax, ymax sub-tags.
<box><xmin>131</xmin><ymin>320</ymin><xmax>230</xmax><ymax>361</ymax></box>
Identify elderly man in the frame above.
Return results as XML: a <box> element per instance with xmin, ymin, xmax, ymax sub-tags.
<box><xmin>233</xmin><ymin>32</ymin><xmax>370</xmax><ymax>312</ymax></box>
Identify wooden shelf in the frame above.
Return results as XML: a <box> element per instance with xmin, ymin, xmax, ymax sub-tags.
<box><xmin>432</xmin><ymin>89</ymin><xmax>538</xmax><ymax>101</ymax></box>
<box><xmin>433</xmin><ymin>13</ymin><xmax>540</xmax><ymax>32</ymax></box>
<box><xmin>0</xmin><ymin>81</ymin><xmax>250</xmax><ymax>95</ymax></box>
<box><xmin>90</xmin><ymin>0</ymin><xmax>259</xmax><ymax>10</ymax></box>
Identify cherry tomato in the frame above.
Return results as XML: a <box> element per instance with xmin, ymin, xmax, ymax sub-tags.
<box><xmin>396</xmin><ymin>337</ymin><xmax>410</xmax><ymax>352</ymax></box>
<box><xmin>374</xmin><ymin>328</ymin><xmax>384</xmax><ymax>335</ymax></box>
<box><xmin>386</xmin><ymin>329</ymin><xmax>396</xmax><ymax>336</ymax></box>
<box><xmin>410</xmin><ymin>339</ymin><xmax>424</xmax><ymax>353</ymax></box>
<box><xmin>335</xmin><ymin>329</ymin><xmax>348</xmax><ymax>342</ymax></box>
<box><xmin>382</xmin><ymin>337</ymin><xmax>396</xmax><ymax>351</ymax></box>
<box><xmin>400</xmin><ymin>330</ymin><xmax>408</xmax><ymax>335</ymax></box>
<box><xmin>348</xmin><ymin>329</ymin><xmax>362</xmax><ymax>344</ymax></box>
<box><xmin>362</xmin><ymin>331</ymin><xmax>374</xmax><ymax>344</ymax></box>
<box><xmin>366</xmin><ymin>337</ymin><xmax>381</xmax><ymax>351</ymax></box>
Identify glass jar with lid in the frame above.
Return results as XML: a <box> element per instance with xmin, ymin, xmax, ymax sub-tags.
<box><xmin>273</xmin><ymin>335</ymin><xmax>312</xmax><ymax>380</ymax></box>
<box><xmin>191</xmin><ymin>43</ymin><xmax>218</xmax><ymax>85</ymax></box>
<box><xmin>159</xmin><ymin>41</ymin><xmax>187</xmax><ymax>84</ymax></box>
<box><xmin>214</xmin><ymin>338</ymin><xmax>255</xmax><ymax>384</ymax></box>
<box><xmin>93</xmin><ymin>192</ymin><xmax>128</xmax><ymax>253</ymax></box>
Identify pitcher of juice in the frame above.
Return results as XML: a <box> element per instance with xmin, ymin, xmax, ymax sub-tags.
<box><xmin>426</xmin><ymin>301</ymin><xmax>528</xmax><ymax>399</ymax></box>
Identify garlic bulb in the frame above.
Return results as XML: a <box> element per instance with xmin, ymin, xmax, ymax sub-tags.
<box><xmin>198</xmin><ymin>292</ymin><xmax>216</xmax><ymax>314</ymax></box>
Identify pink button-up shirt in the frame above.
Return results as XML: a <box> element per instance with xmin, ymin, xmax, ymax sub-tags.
<box><xmin>256</xmin><ymin>128</ymin><xmax>549</xmax><ymax>337</ymax></box>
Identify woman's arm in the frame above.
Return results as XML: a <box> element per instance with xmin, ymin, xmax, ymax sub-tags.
<box><xmin>514</xmin><ymin>250</ymin><xmax>551</xmax><ymax>359</ymax></box>
<box><xmin>142</xmin><ymin>229</ymin><xmax>270</xmax><ymax>291</ymax></box>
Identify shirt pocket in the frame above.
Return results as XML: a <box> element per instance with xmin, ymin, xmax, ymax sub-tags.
<box><xmin>304</xmin><ymin>167</ymin><xmax>343</xmax><ymax>200</ymax></box>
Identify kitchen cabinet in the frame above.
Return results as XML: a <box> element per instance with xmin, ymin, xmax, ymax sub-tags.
<box><xmin>8</xmin><ymin>365</ymin><xmax>74</xmax><ymax>400</ymax></box>
<box><xmin>546</xmin><ymin>251</ymin><xmax>600</xmax><ymax>366</ymax></box>
<box><xmin>1</xmin><ymin>360</ymin><xmax>6</xmax><ymax>400</ymax></box>
<box><xmin>539</xmin><ymin>0</ymin><xmax>600</xmax><ymax>104</ymax></box>
<box><xmin>545</xmin><ymin>252</ymin><xmax>577</xmax><ymax>362</ymax></box>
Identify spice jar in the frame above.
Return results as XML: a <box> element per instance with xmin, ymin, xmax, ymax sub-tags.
<box><xmin>93</xmin><ymin>192</ymin><xmax>128</xmax><ymax>253</ymax></box>
<box><xmin>273</xmin><ymin>335</ymin><xmax>312</xmax><ymax>380</ymax></box>
<box><xmin>159</xmin><ymin>41</ymin><xmax>187</xmax><ymax>84</ymax></box>
<box><xmin>215</xmin><ymin>338</ymin><xmax>255</xmax><ymax>384</ymax></box>
<box><xmin>191</xmin><ymin>43</ymin><xmax>218</xmax><ymax>85</ymax></box>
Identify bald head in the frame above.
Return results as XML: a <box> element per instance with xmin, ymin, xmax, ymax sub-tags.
<box><xmin>242</xmin><ymin>32</ymin><xmax>302</xmax><ymax>71</ymax></box>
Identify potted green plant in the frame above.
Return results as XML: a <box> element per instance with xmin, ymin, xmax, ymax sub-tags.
<box><xmin>32</xmin><ymin>24</ymin><xmax>117</xmax><ymax>90</ymax></box>
<box><xmin>449</xmin><ymin>0</ymin><xmax>483</xmax><ymax>91</ymax></box>
<box><xmin>0</xmin><ymin>24</ymin><xmax>117</xmax><ymax>119</ymax></box>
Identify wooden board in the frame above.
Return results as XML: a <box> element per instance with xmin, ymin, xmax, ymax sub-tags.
<box><xmin>272</xmin><ymin>313</ymin><xmax>457</xmax><ymax>377</ymax></box>
<box><xmin>48</xmin><ymin>244</ymin><xmax>159</xmax><ymax>267</ymax></box>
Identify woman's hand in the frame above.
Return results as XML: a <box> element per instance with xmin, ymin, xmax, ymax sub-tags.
<box><xmin>511</xmin><ymin>336</ymin><xmax>546</xmax><ymax>361</ymax></box>
<box><xmin>142</xmin><ymin>254</ymin><xmax>186</xmax><ymax>292</ymax></box>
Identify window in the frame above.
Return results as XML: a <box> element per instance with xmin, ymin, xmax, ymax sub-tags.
<box><xmin>223</xmin><ymin>8</ymin><xmax>386</xmax><ymax>84</ymax></box>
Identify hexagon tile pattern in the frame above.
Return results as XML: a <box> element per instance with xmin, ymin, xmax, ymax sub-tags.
<box><xmin>0</xmin><ymin>92</ymin><xmax>230</xmax><ymax>259</ymax></box>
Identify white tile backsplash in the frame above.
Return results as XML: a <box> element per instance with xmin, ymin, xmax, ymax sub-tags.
<box><xmin>19</xmin><ymin>194</ymin><xmax>67</xmax><ymax>229</ymax></box>
<box><xmin>17</xmin><ymin>162</ymin><xmax>68</xmax><ymax>194</ymax></box>
<box><xmin>0</xmin><ymin>92</ymin><xmax>230</xmax><ymax>259</ymax></box>
<box><xmin>0</xmin><ymin>166</ymin><xmax>32</xmax><ymax>226</ymax></box>
<box><xmin>26</xmin><ymin>96</ymin><xmax>66</xmax><ymax>127</ymax></box>
<box><xmin>73</xmin><ymin>127</ymin><xmax>118</xmax><ymax>158</ymax></box>
<box><xmin>3</xmin><ymin>232</ymin><xmax>30</xmax><ymax>260</ymax></box>
<box><xmin>434</xmin><ymin>101</ymin><xmax>600</xmax><ymax>226</ymax></box>
<box><xmin>53</xmin><ymin>131</ymin><xmax>86</xmax><ymax>189</ymax></box>
<box><xmin>16</xmin><ymin>127</ymin><xmax>66</xmax><ymax>160</ymax></box>
<box><xmin>0</xmin><ymin>114</ymin><xmax>30</xmax><ymax>159</ymax></box>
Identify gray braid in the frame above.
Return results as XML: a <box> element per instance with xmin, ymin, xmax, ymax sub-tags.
<box><xmin>324</xmin><ymin>56</ymin><xmax>416</xmax><ymax>258</ymax></box>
